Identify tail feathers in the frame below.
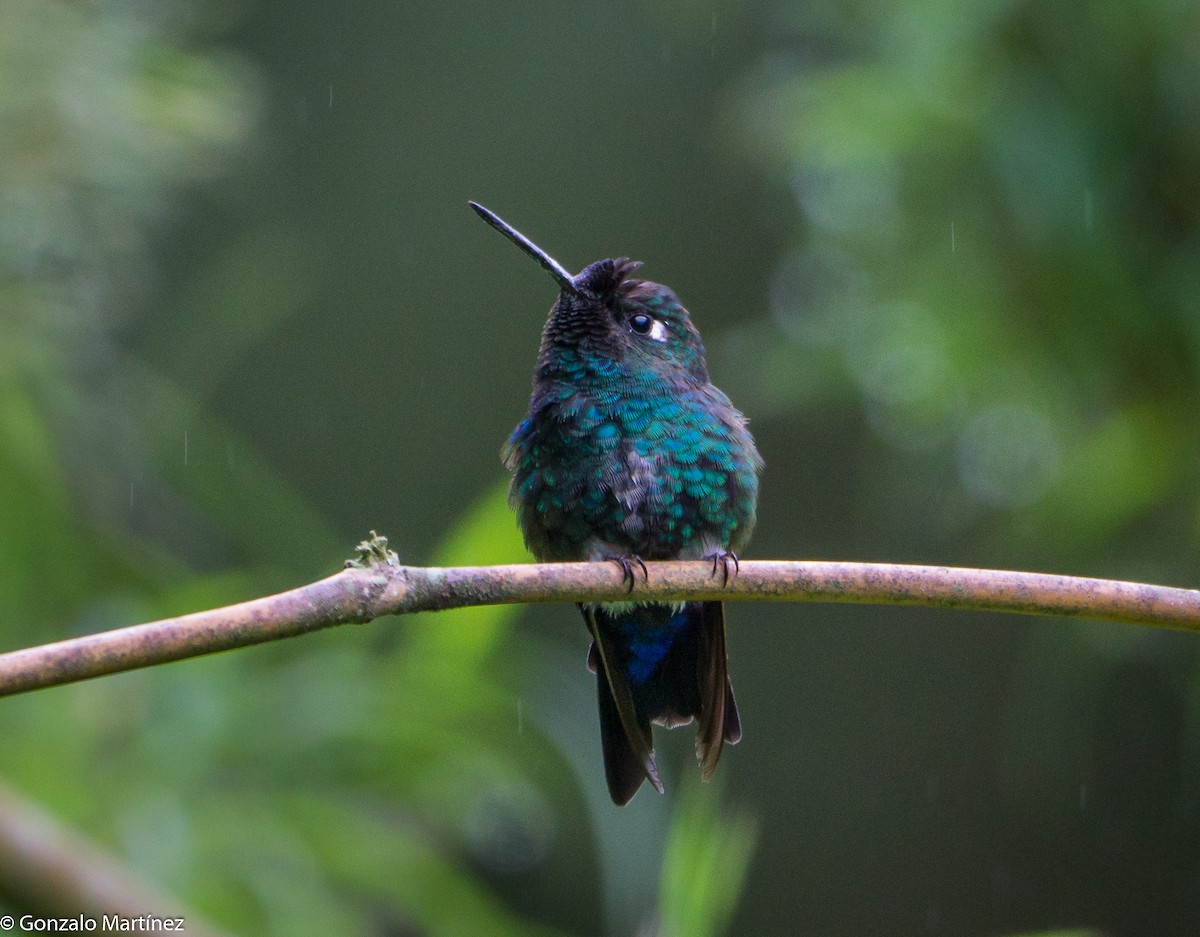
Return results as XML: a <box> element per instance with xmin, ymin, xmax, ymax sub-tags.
<box><xmin>585</xmin><ymin>618</ymin><xmax>663</xmax><ymax>804</ymax></box>
<box><xmin>593</xmin><ymin>647</ymin><xmax>664</xmax><ymax>805</ymax></box>
<box><xmin>581</xmin><ymin>601</ymin><xmax>740</xmax><ymax>805</ymax></box>
<box><xmin>694</xmin><ymin>600</ymin><xmax>740</xmax><ymax>779</ymax></box>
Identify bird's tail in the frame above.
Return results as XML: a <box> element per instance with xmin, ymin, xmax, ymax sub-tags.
<box><xmin>581</xmin><ymin>601</ymin><xmax>741</xmax><ymax>806</ymax></box>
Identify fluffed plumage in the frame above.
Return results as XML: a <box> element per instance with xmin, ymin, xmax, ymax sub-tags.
<box><xmin>473</xmin><ymin>202</ymin><xmax>762</xmax><ymax>804</ymax></box>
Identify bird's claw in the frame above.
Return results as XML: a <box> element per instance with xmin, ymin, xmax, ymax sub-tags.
<box><xmin>607</xmin><ymin>554</ymin><xmax>649</xmax><ymax>594</ymax></box>
<box><xmin>707</xmin><ymin>550</ymin><xmax>740</xmax><ymax>588</ymax></box>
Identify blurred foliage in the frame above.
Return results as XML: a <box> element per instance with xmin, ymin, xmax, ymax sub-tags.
<box><xmin>4</xmin><ymin>0</ymin><xmax>1200</xmax><ymax>934</ymax></box>
<box><xmin>724</xmin><ymin>0</ymin><xmax>1200</xmax><ymax>568</ymax></box>
<box><xmin>0</xmin><ymin>2</ymin><xmax>570</xmax><ymax>934</ymax></box>
<box><xmin>655</xmin><ymin>783</ymin><xmax>757</xmax><ymax>937</ymax></box>
<box><xmin>716</xmin><ymin>2</ymin><xmax>1200</xmax><ymax>932</ymax></box>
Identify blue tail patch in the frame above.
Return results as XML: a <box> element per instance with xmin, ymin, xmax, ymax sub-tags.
<box><xmin>610</xmin><ymin>603</ymin><xmax>690</xmax><ymax>684</ymax></box>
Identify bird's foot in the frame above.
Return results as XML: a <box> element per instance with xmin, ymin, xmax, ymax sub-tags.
<box><xmin>605</xmin><ymin>554</ymin><xmax>649</xmax><ymax>593</ymax></box>
<box><xmin>706</xmin><ymin>550</ymin><xmax>740</xmax><ymax>587</ymax></box>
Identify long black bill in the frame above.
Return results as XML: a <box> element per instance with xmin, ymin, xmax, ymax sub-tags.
<box><xmin>469</xmin><ymin>201</ymin><xmax>582</xmax><ymax>296</ymax></box>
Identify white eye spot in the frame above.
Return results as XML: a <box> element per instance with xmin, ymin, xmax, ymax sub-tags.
<box><xmin>648</xmin><ymin>319</ymin><xmax>668</xmax><ymax>342</ymax></box>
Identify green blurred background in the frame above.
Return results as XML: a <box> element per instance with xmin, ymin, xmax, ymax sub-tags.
<box><xmin>3</xmin><ymin>0</ymin><xmax>1200</xmax><ymax>934</ymax></box>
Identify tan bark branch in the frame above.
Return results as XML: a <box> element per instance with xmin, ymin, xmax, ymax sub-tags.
<box><xmin>1</xmin><ymin>534</ymin><xmax>1198</xmax><ymax>698</ymax></box>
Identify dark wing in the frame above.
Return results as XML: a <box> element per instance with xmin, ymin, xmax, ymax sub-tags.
<box><xmin>582</xmin><ymin>606</ymin><xmax>663</xmax><ymax>805</ymax></box>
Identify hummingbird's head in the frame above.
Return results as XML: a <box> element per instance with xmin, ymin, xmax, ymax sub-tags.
<box><xmin>470</xmin><ymin>201</ymin><xmax>709</xmax><ymax>383</ymax></box>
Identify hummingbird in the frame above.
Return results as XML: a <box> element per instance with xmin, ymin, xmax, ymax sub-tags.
<box><xmin>471</xmin><ymin>201</ymin><xmax>762</xmax><ymax>805</ymax></box>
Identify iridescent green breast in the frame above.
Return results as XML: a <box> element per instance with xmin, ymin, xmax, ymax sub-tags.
<box><xmin>504</xmin><ymin>360</ymin><xmax>760</xmax><ymax>563</ymax></box>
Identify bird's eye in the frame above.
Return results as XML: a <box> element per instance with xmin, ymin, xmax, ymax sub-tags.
<box><xmin>629</xmin><ymin>314</ymin><xmax>668</xmax><ymax>342</ymax></box>
<box><xmin>629</xmin><ymin>314</ymin><xmax>653</xmax><ymax>334</ymax></box>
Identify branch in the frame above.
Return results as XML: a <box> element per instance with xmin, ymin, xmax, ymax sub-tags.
<box><xmin>2</xmin><ymin>534</ymin><xmax>1198</xmax><ymax>698</ymax></box>
<box><xmin>0</xmin><ymin>781</ymin><xmax>231</xmax><ymax>936</ymax></box>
